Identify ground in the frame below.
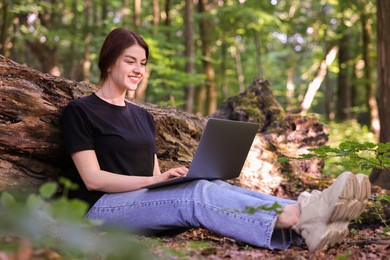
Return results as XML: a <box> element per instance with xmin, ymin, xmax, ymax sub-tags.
<box><xmin>145</xmin><ymin>224</ymin><xmax>390</xmax><ymax>259</ymax></box>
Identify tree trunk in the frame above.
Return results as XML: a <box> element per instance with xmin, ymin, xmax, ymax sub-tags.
<box><xmin>134</xmin><ymin>0</ymin><xmax>141</xmax><ymax>29</ymax></box>
<box><xmin>0</xmin><ymin>1</ymin><xmax>9</xmax><ymax>56</ymax></box>
<box><xmin>82</xmin><ymin>0</ymin><xmax>91</xmax><ymax>82</ymax></box>
<box><xmin>153</xmin><ymin>0</ymin><xmax>160</xmax><ymax>35</ymax></box>
<box><xmin>234</xmin><ymin>41</ymin><xmax>245</xmax><ymax>93</ymax></box>
<box><xmin>300</xmin><ymin>46</ymin><xmax>338</xmax><ymax>115</ymax></box>
<box><xmin>254</xmin><ymin>31</ymin><xmax>263</xmax><ymax>77</ymax></box>
<box><xmin>336</xmin><ymin>31</ymin><xmax>352</xmax><ymax>121</ymax></box>
<box><xmin>370</xmin><ymin>0</ymin><xmax>390</xmax><ymax>189</ymax></box>
<box><xmin>63</xmin><ymin>0</ymin><xmax>78</xmax><ymax>79</ymax></box>
<box><xmin>324</xmin><ymin>72</ymin><xmax>334</xmax><ymax>120</ymax></box>
<box><xmin>0</xmin><ymin>56</ymin><xmax>329</xmax><ymax>197</ymax></box>
<box><xmin>102</xmin><ymin>0</ymin><xmax>108</xmax><ymax>25</ymax></box>
<box><xmin>184</xmin><ymin>0</ymin><xmax>195</xmax><ymax>113</ymax></box>
<box><xmin>163</xmin><ymin>0</ymin><xmax>172</xmax><ymax>40</ymax></box>
<box><xmin>198</xmin><ymin>0</ymin><xmax>217</xmax><ymax>115</ymax></box>
<box><xmin>361</xmin><ymin>8</ymin><xmax>380</xmax><ymax>138</ymax></box>
<box><xmin>286</xmin><ymin>67</ymin><xmax>295</xmax><ymax>111</ymax></box>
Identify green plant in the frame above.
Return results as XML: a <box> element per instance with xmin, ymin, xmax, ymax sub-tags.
<box><xmin>0</xmin><ymin>180</ymin><xmax>154</xmax><ymax>259</ymax></box>
<box><xmin>279</xmin><ymin>141</ymin><xmax>390</xmax><ymax>174</ymax></box>
<box><xmin>370</xmin><ymin>194</ymin><xmax>390</xmax><ymax>237</ymax></box>
<box><xmin>279</xmin><ymin>140</ymin><xmax>390</xmax><ymax>236</ymax></box>
<box><xmin>243</xmin><ymin>202</ymin><xmax>283</xmax><ymax>215</ymax></box>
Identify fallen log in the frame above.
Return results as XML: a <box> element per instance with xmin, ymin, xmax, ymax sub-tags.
<box><xmin>0</xmin><ymin>55</ymin><xmax>329</xmax><ymax>197</ymax></box>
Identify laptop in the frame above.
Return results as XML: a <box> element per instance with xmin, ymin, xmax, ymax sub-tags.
<box><xmin>143</xmin><ymin>118</ymin><xmax>259</xmax><ymax>189</ymax></box>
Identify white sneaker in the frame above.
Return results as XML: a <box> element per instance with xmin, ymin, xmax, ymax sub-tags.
<box><xmin>293</xmin><ymin>171</ymin><xmax>371</xmax><ymax>252</ymax></box>
<box><xmin>297</xmin><ymin>190</ymin><xmax>321</xmax><ymax>204</ymax></box>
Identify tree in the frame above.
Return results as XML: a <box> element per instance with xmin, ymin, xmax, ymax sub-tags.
<box><xmin>336</xmin><ymin>29</ymin><xmax>352</xmax><ymax>121</ymax></box>
<box><xmin>0</xmin><ymin>1</ymin><xmax>9</xmax><ymax>55</ymax></box>
<box><xmin>360</xmin><ymin>0</ymin><xmax>379</xmax><ymax>138</ymax></box>
<box><xmin>197</xmin><ymin>0</ymin><xmax>217</xmax><ymax>115</ymax></box>
<box><xmin>370</xmin><ymin>0</ymin><xmax>390</xmax><ymax>189</ymax></box>
<box><xmin>300</xmin><ymin>46</ymin><xmax>338</xmax><ymax>115</ymax></box>
<box><xmin>184</xmin><ymin>0</ymin><xmax>195</xmax><ymax>113</ymax></box>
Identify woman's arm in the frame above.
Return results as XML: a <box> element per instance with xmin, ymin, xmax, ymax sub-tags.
<box><xmin>71</xmin><ymin>150</ymin><xmax>188</xmax><ymax>193</ymax></box>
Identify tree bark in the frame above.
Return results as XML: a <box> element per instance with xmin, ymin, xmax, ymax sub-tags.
<box><xmin>134</xmin><ymin>0</ymin><xmax>141</xmax><ymax>29</ymax></box>
<box><xmin>370</xmin><ymin>0</ymin><xmax>390</xmax><ymax>189</ymax></box>
<box><xmin>198</xmin><ymin>0</ymin><xmax>217</xmax><ymax>115</ymax></box>
<box><xmin>82</xmin><ymin>0</ymin><xmax>91</xmax><ymax>82</ymax></box>
<box><xmin>0</xmin><ymin>56</ymin><xmax>329</xmax><ymax>198</ymax></box>
<box><xmin>0</xmin><ymin>1</ymin><xmax>9</xmax><ymax>56</ymax></box>
<box><xmin>336</xmin><ymin>31</ymin><xmax>352</xmax><ymax>121</ymax></box>
<box><xmin>233</xmin><ymin>40</ymin><xmax>245</xmax><ymax>93</ymax></box>
<box><xmin>300</xmin><ymin>46</ymin><xmax>338</xmax><ymax>115</ymax></box>
<box><xmin>152</xmin><ymin>0</ymin><xmax>160</xmax><ymax>35</ymax></box>
<box><xmin>361</xmin><ymin>7</ymin><xmax>380</xmax><ymax>138</ymax></box>
<box><xmin>184</xmin><ymin>0</ymin><xmax>195</xmax><ymax>113</ymax></box>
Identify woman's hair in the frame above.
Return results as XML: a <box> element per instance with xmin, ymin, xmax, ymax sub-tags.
<box><xmin>98</xmin><ymin>28</ymin><xmax>149</xmax><ymax>82</ymax></box>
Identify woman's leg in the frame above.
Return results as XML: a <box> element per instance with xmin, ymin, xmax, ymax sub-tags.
<box><xmin>86</xmin><ymin>180</ymin><xmax>296</xmax><ymax>250</ymax></box>
<box><xmin>211</xmin><ymin>180</ymin><xmax>297</xmax><ymax>206</ymax></box>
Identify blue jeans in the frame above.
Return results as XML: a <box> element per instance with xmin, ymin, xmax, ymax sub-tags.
<box><xmin>86</xmin><ymin>180</ymin><xmax>302</xmax><ymax>250</ymax></box>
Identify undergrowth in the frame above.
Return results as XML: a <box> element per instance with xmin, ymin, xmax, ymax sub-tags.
<box><xmin>281</xmin><ymin>119</ymin><xmax>390</xmax><ymax>236</ymax></box>
<box><xmin>321</xmin><ymin>119</ymin><xmax>377</xmax><ymax>177</ymax></box>
<box><xmin>0</xmin><ymin>178</ymin><xmax>155</xmax><ymax>259</ymax></box>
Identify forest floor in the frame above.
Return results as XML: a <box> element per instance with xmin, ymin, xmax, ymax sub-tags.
<box><xmin>1</xmin><ymin>187</ymin><xmax>389</xmax><ymax>259</ymax></box>
<box><xmin>144</xmin><ymin>223</ymin><xmax>390</xmax><ymax>259</ymax></box>
<box><xmin>140</xmin><ymin>183</ymin><xmax>390</xmax><ymax>260</ymax></box>
<box><xmin>1</xmin><ymin>206</ymin><xmax>389</xmax><ymax>260</ymax></box>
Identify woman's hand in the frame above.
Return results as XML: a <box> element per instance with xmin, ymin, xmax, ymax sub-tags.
<box><xmin>154</xmin><ymin>167</ymin><xmax>188</xmax><ymax>183</ymax></box>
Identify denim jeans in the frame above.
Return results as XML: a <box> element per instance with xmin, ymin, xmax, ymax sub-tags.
<box><xmin>86</xmin><ymin>180</ymin><xmax>302</xmax><ymax>250</ymax></box>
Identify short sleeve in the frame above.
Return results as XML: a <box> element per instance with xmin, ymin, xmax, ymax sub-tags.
<box><xmin>61</xmin><ymin>102</ymin><xmax>95</xmax><ymax>154</ymax></box>
<box><xmin>145</xmin><ymin>111</ymin><xmax>157</xmax><ymax>154</ymax></box>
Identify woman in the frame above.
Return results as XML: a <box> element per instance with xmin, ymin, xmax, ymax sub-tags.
<box><xmin>61</xmin><ymin>28</ymin><xmax>371</xmax><ymax>252</ymax></box>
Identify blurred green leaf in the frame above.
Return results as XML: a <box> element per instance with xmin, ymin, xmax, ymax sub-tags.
<box><xmin>1</xmin><ymin>192</ymin><xmax>16</xmax><ymax>207</ymax></box>
<box><xmin>39</xmin><ymin>182</ymin><xmax>58</xmax><ymax>199</ymax></box>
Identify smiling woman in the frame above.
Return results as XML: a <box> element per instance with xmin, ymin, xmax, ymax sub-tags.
<box><xmin>60</xmin><ymin>28</ymin><xmax>371</xmax><ymax>253</ymax></box>
<box><xmin>95</xmin><ymin>29</ymin><xmax>148</xmax><ymax>106</ymax></box>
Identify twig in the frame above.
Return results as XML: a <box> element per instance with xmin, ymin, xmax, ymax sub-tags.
<box><xmin>345</xmin><ymin>239</ymin><xmax>390</xmax><ymax>245</ymax></box>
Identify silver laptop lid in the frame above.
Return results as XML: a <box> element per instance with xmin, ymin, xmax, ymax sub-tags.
<box><xmin>186</xmin><ymin>118</ymin><xmax>259</xmax><ymax>180</ymax></box>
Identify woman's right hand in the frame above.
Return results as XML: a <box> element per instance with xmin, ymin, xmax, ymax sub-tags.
<box><xmin>154</xmin><ymin>167</ymin><xmax>188</xmax><ymax>183</ymax></box>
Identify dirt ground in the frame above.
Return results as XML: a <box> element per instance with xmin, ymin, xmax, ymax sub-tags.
<box><xmin>147</xmin><ymin>224</ymin><xmax>390</xmax><ymax>260</ymax></box>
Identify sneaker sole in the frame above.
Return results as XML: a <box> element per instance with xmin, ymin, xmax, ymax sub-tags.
<box><xmin>314</xmin><ymin>222</ymin><xmax>349</xmax><ymax>251</ymax></box>
<box><xmin>313</xmin><ymin>172</ymin><xmax>371</xmax><ymax>252</ymax></box>
<box><xmin>330</xmin><ymin>173</ymin><xmax>371</xmax><ymax>222</ymax></box>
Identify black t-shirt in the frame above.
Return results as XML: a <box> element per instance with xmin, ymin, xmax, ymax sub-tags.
<box><xmin>61</xmin><ymin>93</ymin><xmax>156</xmax><ymax>207</ymax></box>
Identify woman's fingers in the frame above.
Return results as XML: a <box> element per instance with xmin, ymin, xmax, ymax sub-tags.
<box><xmin>164</xmin><ymin>167</ymin><xmax>188</xmax><ymax>178</ymax></box>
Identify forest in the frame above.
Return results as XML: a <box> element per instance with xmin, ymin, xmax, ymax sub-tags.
<box><xmin>1</xmin><ymin>0</ymin><xmax>390</xmax><ymax>259</ymax></box>
<box><xmin>0</xmin><ymin>0</ymin><xmax>382</xmax><ymax>118</ymax></box>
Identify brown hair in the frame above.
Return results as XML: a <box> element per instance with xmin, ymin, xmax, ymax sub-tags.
<box><xmin>98</xmin><ymin>28</ymin><xmax>149</xmax><ymax>83</ymax></box>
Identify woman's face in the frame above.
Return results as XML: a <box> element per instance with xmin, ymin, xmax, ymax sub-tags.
<box><xmin>107</xmin><ymin>44</ymin><xmax>147</xmax><ymax>92</ymax></box>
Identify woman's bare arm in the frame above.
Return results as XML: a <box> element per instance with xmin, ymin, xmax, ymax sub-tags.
<box><xmin>71</xmin><ymin>150</ymin><xmax>188</xmax><ymax>193</ymax></box>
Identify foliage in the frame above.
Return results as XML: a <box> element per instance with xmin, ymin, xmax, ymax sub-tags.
<box><xmin>0</xmin><ymin>179</ymin><xmax>154</xmax><ymax>259</ymax></box>
<box><xmin>279</xmin><ymin>120</ymin><xmax>390</xmax><ymax>236</ymax></box>
<box><xmin>315</xmin><ymin>119</ymin><xmax>377</xmax><ymax>176</ymax></box>
<box><xmin>279</xmin><ymin>140</ymin><xmax>390</xmax><ymax>176</ymax></box>
<box><xmin>0</xmin><ymin>0</ymin><xmax>378</xmax><ymax>119</ymax></box>
<box><xmin>243</xmin><ymin>202</ymin><xmax>283</xmax><ymax>215</ymax></box>
<box><xmin>370</xmin><ymin>194</ymin><xmax>390</xmax><ymax>237</ymax></box>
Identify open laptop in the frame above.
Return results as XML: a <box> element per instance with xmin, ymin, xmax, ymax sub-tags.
<box><xmin>143</xmin><ymin>118</ymin><xmax>259</xmax><ymax>189</ymax></box>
